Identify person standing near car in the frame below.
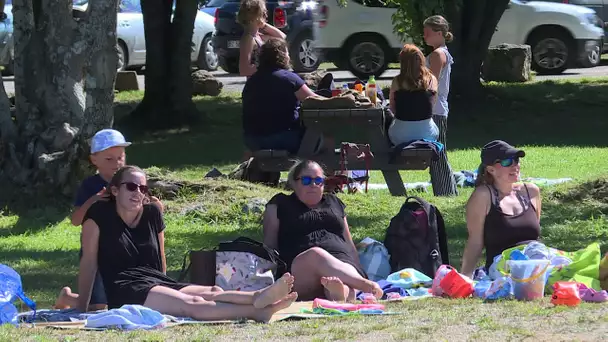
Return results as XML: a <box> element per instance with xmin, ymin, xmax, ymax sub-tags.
<box><xmin>237</xmin><ymin>0</ymin><xmax>286</xmax><ymax>77</ymax></box>
<box><xmin>423</xmin><ymin>15</ymin><xmax>458</xmax><ymax>197</ymax></box>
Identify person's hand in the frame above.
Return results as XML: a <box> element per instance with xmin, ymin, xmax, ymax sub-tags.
<box><xmin>94</xmin><ymin>187</ymin><xmax>110</xmax><ymax>202</ymax></box>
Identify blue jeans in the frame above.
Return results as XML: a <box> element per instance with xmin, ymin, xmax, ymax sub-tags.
<box><xmin>78</xmin><ymin>247</ymin><xmax>107</xmax><ymax>305</ymax></box>
<box><xmin>244</xmin><ymin>128</ymin><xmax>305</xmax><ymax>155</ymax></box>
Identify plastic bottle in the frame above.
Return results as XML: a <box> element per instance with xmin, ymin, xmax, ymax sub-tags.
<box><xmin>366</xmin><ymin>75</ymin><xmax>377</xmax><ymax>105</ymax></box>
<box><xmin>342</xmin><ymin>83</ymin><xmax>349</xmax><ymax>93</ymax></box>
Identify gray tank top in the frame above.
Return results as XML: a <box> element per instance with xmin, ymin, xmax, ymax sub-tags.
<box><xmin>426</xmin><ymin>46</ymin><xmax>453</xmax><ymax>117</ymax></box>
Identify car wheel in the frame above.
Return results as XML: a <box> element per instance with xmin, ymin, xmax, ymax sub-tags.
<box><xmin>198</xmin><ymin>35</ymin><xmax>219</xmax><ymax>71</ymax></box>
<box><xmin>219</xmin><ymin>56</ymin><xmax>240</xmax><ymax>74</ymax></box>
<box><xmin>117</xmin><ymin>41</ymin><xmax>127</xmax><ymax>72</ymax></box>
<box><xmin>290</xmin><ymin>31</ymin><xmax>321</xmax><ymax>73</ymax></box>
<box><xmin>345</xmin><ymin>37</ymin><xmax>389</xmax><ymax>80</ymax></box>
<box><xmin>528</xmin><ymin>29</ymin><xmax>573</xmax><ymax>75</ymax></box>
<box><xmin>579</xmin><ymin>42</ymin><xmax>601</xmax><ymax>68</ymax></box>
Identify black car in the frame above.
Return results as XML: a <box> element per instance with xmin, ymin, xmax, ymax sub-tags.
<box><xmin>212</xmin><ymin>0</ymin><xmax>321</xmax><ymax>74</ymax></box>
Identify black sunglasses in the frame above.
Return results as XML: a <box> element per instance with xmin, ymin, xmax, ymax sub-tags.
<box><xmin>121</xmin><ymin>182</ymin><xmax>149</xmax><ymax>194</ymax></box>
<box><xmin>297</xmin><ymin>176</ymin><xmax>325</xmax><ymax>186</ymax></box>
<box><xmin>495</xmin><ymin>157</ymin><xmax>520</xmax><ymax>167</ymax></box>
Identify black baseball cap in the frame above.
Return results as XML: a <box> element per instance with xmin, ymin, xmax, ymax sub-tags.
<box><xmin>480</xmin><ymin>140</ymin><xmax>525</xmax><ymax>165</ymax></box>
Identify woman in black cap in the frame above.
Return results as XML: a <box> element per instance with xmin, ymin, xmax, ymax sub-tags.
<box><xmin>460</xmin><ymin>140</ymin><xmax>542</xmax><ymax>278</ymax></box>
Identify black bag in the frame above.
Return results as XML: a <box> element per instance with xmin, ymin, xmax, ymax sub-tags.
<box><xmin>383</xmin><ymin>196</ymin><xmax>449</xmax><ymax>278</ymax></box>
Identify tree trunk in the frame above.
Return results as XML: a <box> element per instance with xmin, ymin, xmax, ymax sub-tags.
<box><xmin>445</xmin><ymin>0</ymin><xmax>510</xmax><ymax>97</ymax></box>
<box><xmin>0</xmin><ymin>0</ymin><xmax>118</xmax><ymax>203</ymax></box>
<box><xmin>133</xmin><ymin>0</ymin><xmax>200</xmax><ymax>128</ymax></box>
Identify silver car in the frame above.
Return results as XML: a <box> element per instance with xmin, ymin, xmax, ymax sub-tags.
<box><xmin>1</xmin><ymin>0</ymin><xmax>219</xmax><ymax>75</ymax></box>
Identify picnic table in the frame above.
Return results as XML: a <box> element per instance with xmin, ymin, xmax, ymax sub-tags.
<box><xmin>253</xmin><ymin>107</ymin><xmax>435</xmax><ymax>196</ymax></box>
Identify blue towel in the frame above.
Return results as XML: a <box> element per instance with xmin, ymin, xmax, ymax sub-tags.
<box><xmin>356</xmin><ymin>279</ymin><xmax>408</xmax><ymax>300</ymax></box>
<box><xmin>85</xmin><ymin>305</ymin><xmax>167</xmax><ymax>330</ymax></box>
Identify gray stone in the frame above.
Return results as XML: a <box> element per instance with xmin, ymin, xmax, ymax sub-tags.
<box><xmin>242</xmin><ymin>197</ymin><xmax>268</xmax><ymax>214</ymax></box>
<box><xmin>482</xmin><ymin>43</ymin><xmax>532</xmax><ymax>83</ymax></box>
<box><xmin>180</xmin><ymin>203</ymin><xmax>207</xmax><ymax>216</ymax></box>
<box><xmin>115</xmin><ymin>71</ymin><xmax>140</xmax><ymax>91</ymax></box>
<box><xmin>192</xmin><ymin>70</ymin><xmax>223</xmax><ymax>97</ymax></box>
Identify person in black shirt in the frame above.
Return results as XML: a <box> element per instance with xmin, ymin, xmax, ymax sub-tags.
<box><xmin>263</xmin><ymin>160</ymin><xmax>383</xmax><ymax>302</ymax></box>
<box><xmin>62</xmin><ymin>166</ymin><xmax>297</xmax><ymax>323</ymax></box>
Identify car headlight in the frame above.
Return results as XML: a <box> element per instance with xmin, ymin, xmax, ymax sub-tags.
<box><xmin>584</xmin><ymin>13</ymin><xmax>603</xmax><ymax>28</ymax></box>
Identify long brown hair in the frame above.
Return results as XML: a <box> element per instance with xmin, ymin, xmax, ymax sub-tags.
<box><xmin>394</xmin><ymin>44</ymin><xmax>434</xmax><ymax>91</ymax></box>
<box><xmin>475</xmin><ymin>163</ymin><xmax>494</xmax><ymax>187</ymax></box>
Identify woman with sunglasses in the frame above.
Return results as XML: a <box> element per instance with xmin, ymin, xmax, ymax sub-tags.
<box><xmin>61</xmin><ymin>165</ymin><xmax>298</xmax><ymax>322</ymax></box>
<box><xmin>263</xmin><ymin>160</ymin><xmax>383</xmax><ymax>302</ymax></box>
<box><xmin>460</xmin><ymin>140</ymin><xmax>542</xmax><ymax>278</ymax></box>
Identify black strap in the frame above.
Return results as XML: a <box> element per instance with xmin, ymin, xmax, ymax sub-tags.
<box><xmin>177</xmin><ymin>250</ymin><xmax>192</xmax><ymax>282</ymax></box>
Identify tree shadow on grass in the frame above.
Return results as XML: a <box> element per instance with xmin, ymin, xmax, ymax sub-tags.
<box><xmin>0</xmin><ymin>201</ymin><xmax>71</xmax><ymax>238</ymax></box>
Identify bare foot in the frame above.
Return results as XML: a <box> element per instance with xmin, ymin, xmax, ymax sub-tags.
<box><xmin>321</xmin><ymin>277</ymin><xmax>348</xmax><ymax>302</ymax></box>
<box><xmin>254</xmin><ymin>292</ymin><xmax>298</xmax><ymax>323</ymax></box>
<box><xmin>253</xmin><ymin>272</ymin><xmax>294</xmax><ymax>309</ymax></box>
<box><xmin>362</xmin><ymin>280</ymin><xmax>384</xmax><ymax>299</ymax></box>
<box><xmin>54</xmin><ymin>287</ymin><xmax>73</xmax><ymax>309</ymax></box>
<box><xmin>346</xmin><ymin>286</ymin><xmax>356</xmax><ymax>303</ymax></box>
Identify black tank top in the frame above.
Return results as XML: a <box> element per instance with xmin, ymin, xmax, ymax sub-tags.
<box><xmin>392</xmin><ymin>89</ymin><xmax>435</xmax><ymax>121</ymax></box>
<box><xmin>483</xmin><ymin>184</ymin><xmax>541</xmax><ymax>269</ymax></box>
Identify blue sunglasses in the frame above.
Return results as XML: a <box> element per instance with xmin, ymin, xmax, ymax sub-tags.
<box><xmin>496</xmin><ymin>157</ymin><xmax>520</xmax><ymax>167</ymax></box>
<box><xmin>298</xmin><ymin>176</ymin><xmax>325</xmax><ymax>186</ymax></box>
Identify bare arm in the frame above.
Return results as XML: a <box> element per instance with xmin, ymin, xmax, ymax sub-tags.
<box><xmin>158</xmin><ymin>231</ymin><xmax>167</xmax><ymax>274</ymax></box>
<box><xmin>260</xmin><ymin>23</ymin><xmax>286</xmax><ymax>40</ymax></box>
<box><xmin>262</xmin><ymin>204</ymin><xmax>280</xmax><ymax>250</ymax></box>
<box><xmin>239</xmin><ymin>34</ymin><xmax>257</xmax><ymax>77</ymax></box>
<box><xmin>525</xmin><ymin>183</ymin><xmax>542</xmax><ymax>222</ymax></box>
<box><xmin>389</xmin><ymin>78</ymin><xmax>397</xmax><ymax>115</ymax></box>
<box><xmin>428</xmin><ymin>49</ymin><xmax>446</xmax><ymax>82</ymax></box>
<box><xmin>71</xmin><ymin>189</ymin><xmax>108</xmax><ymax>226</ymax></box>
<box><xmin>77</xmin><ymin>219</ymin><xmax>100</xmax><ymax>312</ymax></box>
<box><xmin>295</xmin><ymin>84</ymin><xmax>317</xmax><ymax>102</ymax></box>
<box><xmin>460</xmin><ymin>187</ymin><xmax>491</xmax><ymax>278</ymax></box>
<box><xmin>430</xmin><ymin>75</ymin><xmax>439</xmax><ymax>106</ymax></box>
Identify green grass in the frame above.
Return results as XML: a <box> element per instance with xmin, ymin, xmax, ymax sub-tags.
<box><xmin>2</xmin><ymin>78</ymin><xmax>608</xmax><ymax>340</ymax></box>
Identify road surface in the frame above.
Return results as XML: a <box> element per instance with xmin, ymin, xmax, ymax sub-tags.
<box><xmin>3</xmin><ymin>64</ymin><xmax>608</xmax><ymax>95</ymax></box>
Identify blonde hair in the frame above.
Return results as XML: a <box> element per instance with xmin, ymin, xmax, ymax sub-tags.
<box><xmin>395</xmin><ymin>44</ymin><xmax>435</xmax><ymax>91</ymax></box>
<box><xmin>424</xmin><ymin>15</ymin><xmax>454</xmax><ymax>43</ymax></box>
<box><xmin>237</xmin><ymin>0</ymin><xmax>267</xmax><ymax>27</ymax></box>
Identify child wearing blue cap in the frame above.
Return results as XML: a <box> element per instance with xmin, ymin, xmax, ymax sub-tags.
<box><xmin>56</xmin><ymin>129</ymin><xmax>163</xmax><ymax>310</ymax></box>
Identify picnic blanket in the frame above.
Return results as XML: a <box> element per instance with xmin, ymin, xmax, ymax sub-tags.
<box><xmin>18</xmin><ymin>301</ymin><xmax>405</xmax><ymax>331</ymax></box>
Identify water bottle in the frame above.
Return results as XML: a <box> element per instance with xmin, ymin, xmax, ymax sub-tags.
<box><xmin>366</xmin><ymin>75</ymin><xmax>377</xmax><ymax>105</ymax></box>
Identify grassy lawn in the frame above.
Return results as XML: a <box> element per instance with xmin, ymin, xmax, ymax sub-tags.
<box><xmin>1</xmin><ymin>78</ymin><xmax>608</xmax><ymax>340</ymax></box>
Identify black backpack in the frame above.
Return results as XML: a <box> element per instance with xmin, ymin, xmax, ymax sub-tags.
<box><xmin>383</xmin><ymin>196</ymin><xmax>450</xmax><ymax>278</ymax></box>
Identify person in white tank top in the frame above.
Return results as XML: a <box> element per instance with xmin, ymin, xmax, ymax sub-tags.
<box><xmin>422</xmin><ymin>15</ymin><xmax>458</xmax><ymax>197</ymax></box>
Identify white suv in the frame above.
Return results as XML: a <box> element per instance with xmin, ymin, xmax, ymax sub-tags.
<box><xmin>313</xmin><ymin>0</ymin><xmax>604</xmax><ymax>77</ymax></box>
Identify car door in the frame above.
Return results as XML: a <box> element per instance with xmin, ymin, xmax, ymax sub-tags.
<box><xmin>117</xmin><ymin>0</ymin><xmax>146</xmax><ymax>65</ymax></box>
<box><xmin>491</xmin><ymin>1</ymin><xmax>522</xmax><ymax>46</ymax></box>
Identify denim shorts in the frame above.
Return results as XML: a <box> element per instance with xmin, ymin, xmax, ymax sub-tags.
<box><xmin>244</xmin><ymin>128</ymin><xmax>305</xmax><ymax>155</ymax></box>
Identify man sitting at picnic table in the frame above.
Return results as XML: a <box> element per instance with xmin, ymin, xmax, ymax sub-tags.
<box><xmin>241</xmin><ymin>38</ymin><xmax>319</xmax><ymax>155</ymax></box>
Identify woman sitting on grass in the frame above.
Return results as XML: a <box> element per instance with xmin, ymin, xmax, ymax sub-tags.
<box><xmin>242</xmin><ymin>38</ymin><xmax>317</xmax><ymax>154</ymax></box>
<box><xmin>56</xmin><ymin>165</ymin><xmax>297</xmax><ymax>322</ymax></box>
<box><xmin>262</xmin><ymin>160</ymin><xmax>383</xmax><ymax>302</ymax></box>
<box><xmin>460</xmin><ymin>140</ymin><xmax>541</xmax><ymax>278</ymax></box>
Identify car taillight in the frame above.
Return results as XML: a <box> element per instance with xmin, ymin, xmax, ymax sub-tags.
<box><xmin>273</xmin><ymin>8</ymin><xmax>286</xmax><ymax>29</ymax></box>
<box><xmin>561</xmin><ymin>0</ymin><xmax>569</xmax><ymax>3</ymax></box>
<box><xmin>214</xmin><ymin>8</ymin><xmax>219</xmax><ymax>25</ymax></box>
<box><xmin>319</xmin><ymin>5</ymin><xmax>328</xmax><ymax>28</ymax></box>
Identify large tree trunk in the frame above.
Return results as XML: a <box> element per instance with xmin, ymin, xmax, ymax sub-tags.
<box><xmin>133</xmin><ymin>0</ymin><xmax>200</xmax><ymax>128</ymax></box>
<box><xmin>444</xmin><ymin>0</ymin><xmax>510</xmax><ymax>97</ymax></box>
<box><xmin>0</xmin><ymin>0</ymin><xmax>118</xmax><ymax>203</ymax></box>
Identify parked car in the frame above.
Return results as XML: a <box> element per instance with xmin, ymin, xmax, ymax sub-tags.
<box><xmin>1</xmin><ymin>0</ymin><xmax>219</xmax><ymax>75</ymax></box>
<box><xmin>212</xmin><ymin>0</ymin><xmax>320</xmax><ymax>74</ymax></box>
<box><xmin>313</xmin><ymin>0</ymin><xmax>604</xmax><ymax>78</ymax></box>
<box><xmin>526</xmin><ymin>0</ymin><xmax>607</xmax><ymax>52</ymax></box>
<box><xmin>200</xmin><ymin>0</ymin><xmax>228</xmax><ymax>16</ymax></box>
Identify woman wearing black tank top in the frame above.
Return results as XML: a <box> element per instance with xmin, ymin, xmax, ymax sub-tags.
<box><xmin>460</xmin><ymin>140</ymin><xmax>542</xmax><ymax>278</ymax></box>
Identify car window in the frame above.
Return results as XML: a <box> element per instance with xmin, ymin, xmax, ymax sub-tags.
<box><xmin>349</xmin><ymin>0</ymin><xmax>397</xmax><ymax>8</ymax></box>
<box><xmin>205</xmin><ymin>0</ymin><xmax>228</xmax><ymax>7</ymax></box>
<box><xmin>119</xmin><ymin>0</ymin><xmax>142</xmax><ymax>12</ymax></box>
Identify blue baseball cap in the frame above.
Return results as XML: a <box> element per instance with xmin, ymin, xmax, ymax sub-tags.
<box><xmin>90</xmin><ymin>129</ymin><xmax>131</xmax><ymax>154</ymax></box>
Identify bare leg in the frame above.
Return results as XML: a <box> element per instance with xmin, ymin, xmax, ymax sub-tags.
<box><xmin>291</xmin><ymin>247</ymin><xmax>383</xmax><ymax>300</ymax></box>
<box><xmin>54</xmin><ymin>287</ymin><xmax>107</xmax><ymax>311</ymax></box>
<box><xmin>144</xmin><ymin>285</ymin><xmax>298</xmax><ymax>323</ymax></box>
<box><xmin>179</xmin><ymin>273</ymin><xmax>294</xmax><ymax>308</ymax></box>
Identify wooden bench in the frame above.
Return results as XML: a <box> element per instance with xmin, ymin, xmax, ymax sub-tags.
<box><xmin>250</xmin><ymin>107</ymin><xmax>435</xmax><ymax>196</ymax></box>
